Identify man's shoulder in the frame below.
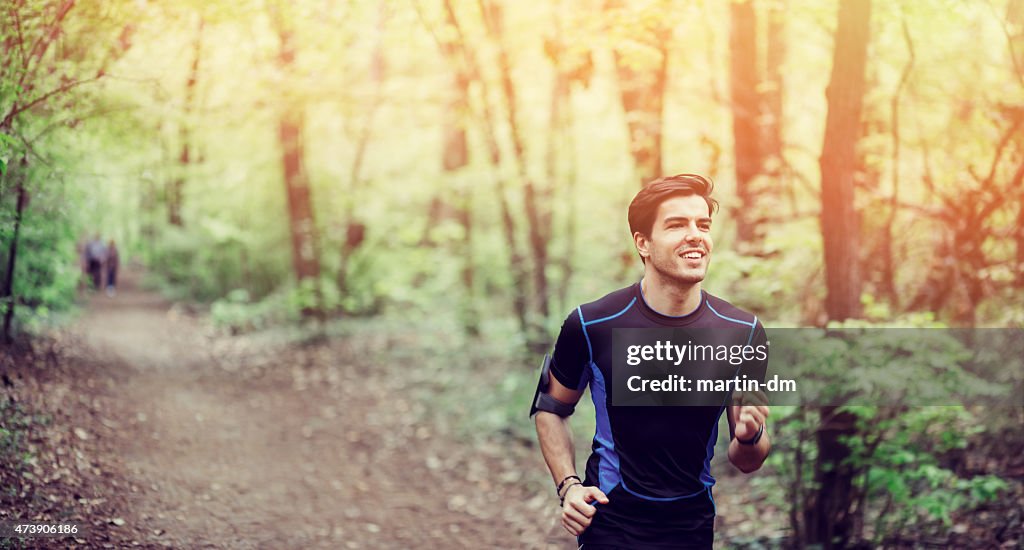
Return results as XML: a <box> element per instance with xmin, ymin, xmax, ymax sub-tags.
<box><xmin>703</xmin><ymin>292</ymin><xmax>762</xmax><ymax>328</ymax></box>
<box><xmin>575</xmin><ymin>284</ymin><xmax>638</xmax><ymax>324</ymax></box>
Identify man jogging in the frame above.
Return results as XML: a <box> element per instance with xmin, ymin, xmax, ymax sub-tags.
<box><xmin>532</xmin><ymin>174</ymin><xmax>770</xmax><ymax>548</ymax></box>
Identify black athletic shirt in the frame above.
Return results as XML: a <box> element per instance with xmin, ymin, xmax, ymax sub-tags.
<box><xmin>548</xmin><ymin>282</ymin><xmax>767</xmax><ymax>549</ymax></box>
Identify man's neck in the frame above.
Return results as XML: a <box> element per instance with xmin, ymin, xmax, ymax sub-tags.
<box><xmin>641</xmin><ymin>272</ymin><xmax>702</xmax><ymax>316</ymax></box>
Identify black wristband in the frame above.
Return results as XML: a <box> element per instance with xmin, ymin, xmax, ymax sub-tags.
<box><xmin>737</xmin><ymin>423</ymin><xmax>764</xmax><ymax>446</ymax></box>
<box><xmin>556</xmin><ymin>475</ymin><xmax>581</xmax><ymax>496</ymax></box>
<box><xmin>559</xmin><ymin>481</ymin><xmax>582</xmax><ymax>506</ymax></box>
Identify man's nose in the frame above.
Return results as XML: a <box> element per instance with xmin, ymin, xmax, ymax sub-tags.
<box><xmin>683</xmin><ymin>224</ymin><xmax>702</xmax><ymax>244</ymax></box>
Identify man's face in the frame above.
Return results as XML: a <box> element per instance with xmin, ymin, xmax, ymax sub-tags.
<box><xmin>635</xmin><ymin>194</ymin><xmax>713</xmax><ymax>286</ymax></box>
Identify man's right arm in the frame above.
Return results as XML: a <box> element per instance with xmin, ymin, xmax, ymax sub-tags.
<box><xmin>535</xmin><ymin>376</ymin><xmax>609</xmax><ymax>536</ymax></box>
<box><xmin>535</xmin><ymin>375</ymin><xmax>583</xmax><ymax>487</ymax></box>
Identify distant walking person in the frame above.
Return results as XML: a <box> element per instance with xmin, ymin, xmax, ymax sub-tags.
<box><xmin>105</xmin><ymin>240</ymin><xmax>119</xmax><ymax>296</ymax></box>
<box><xmin>85</xmin><ymin>235</ymin><xmax>107</xmax><ymax>290</ymax></box>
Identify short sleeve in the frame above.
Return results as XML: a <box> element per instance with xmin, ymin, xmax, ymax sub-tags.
<box><xmin>549</xmin><ymin>309</ymin><xmax>590</xmax><ymax>390</ymax></box>
<box><xmin>749</xmin><ymin>321</ymin><xmax>768</xmax><ymax>383</ymax></box>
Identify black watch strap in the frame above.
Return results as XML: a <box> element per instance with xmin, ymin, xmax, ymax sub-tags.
<box><xmin>737</xmin><ymin>423</ymin><xmax>764</xmax><ymax>446</ymax></box>
<box><xmin>556</xmin><ymin>475</ymin><xmax>581</xmax><ymax>495</ymax></box>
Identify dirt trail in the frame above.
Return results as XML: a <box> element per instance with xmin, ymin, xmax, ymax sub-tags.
<box><xmin>67</xmin><ymin>274</ymin><xmax>570</xmax><ymax>549</ymax></box>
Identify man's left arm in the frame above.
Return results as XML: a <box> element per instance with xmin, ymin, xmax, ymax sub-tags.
<box><xmin>728</xmin><ymin>321</ymin><xmax>771</xmax><ymax>473</ymax></box>
<box><xmin>727</xmin><ymin>392</ymin><xmax>770</xmax><ymax>473</ymax></box>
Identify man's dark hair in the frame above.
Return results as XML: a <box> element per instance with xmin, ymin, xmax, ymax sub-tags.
<box><xmin>627</xmin><ymin>173</ymin><xmax>720</xmax><ymax>238</ymax></box>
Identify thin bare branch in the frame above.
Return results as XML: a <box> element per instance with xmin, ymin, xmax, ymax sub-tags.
<box><xmin>1</xmin><ymin>75</ymin><xmax>100</xmax><ymax>130</ymax></box>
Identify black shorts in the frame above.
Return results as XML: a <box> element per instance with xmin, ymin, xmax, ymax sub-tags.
<box><xmin>576</xmin><ymin>484</ymin><xmax>715</xmax><ymax>549</ymax></box>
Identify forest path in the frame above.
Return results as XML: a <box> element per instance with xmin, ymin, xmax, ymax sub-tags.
<box><xmin>71</xmin><ymin>272</ymin><xmax>569</xmax><ymax>549</ymax></box>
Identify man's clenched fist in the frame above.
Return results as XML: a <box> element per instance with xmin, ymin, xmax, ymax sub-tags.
<box><xmin>560</xmin><ymin>484</ymin><xmax>609</xmax><ymax>536</ymax></box>
<box><xmin>731</xmin><ymin>390</ymin><xmax>769</xmax><ymax>441</ymax></box>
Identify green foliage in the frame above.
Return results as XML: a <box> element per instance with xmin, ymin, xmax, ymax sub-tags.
<box><xmin>146</xmin><ymin>223</ymin><xmax>289</xmax><ymax>303</ymax></box>
<box><xmin>3</xmin><ymin>0</ymin><xmax>1016</xmax><ymax>337</ymax></box>
<box><xmin>0</xmin><ymin>164</ymin><xmax>83</xmax><ymax>336</ymax></box>
<box><xmin>0</xmin><ymin>0</ymin><xmax>143</xmax><ymax>338</ymax></box>
<box><xmin>770</xmin><ymin>328</ymin><xmax>1009</xmax><ymax>408</ymax></box>
<box><xmin>862</xmin><ymin>413</ymin><xmax>1002</xmax><ymax>546</ymax></box>
<box><xmin>210</xmin><ymin>287</ymin><xmax>297</xmax><ymax>331</ymax></box>
<box><xmin>762</xmin><ymin>321</ymin><xmax>1012</xmax><ymax>543</ymax></box>
<box><xmin>707</xmin><ymin>220</ymin><xmax>824</xmax><ymax>323</ymax></box>
<box><xmin>0</xmin><ymin>399</ymin><xmax>38</xmax><ymax>477</ymax></box>
<box><xmin>844</xmin><ymin>407</ymin><xmax>1007</xmax><ymax>535</ymax></box>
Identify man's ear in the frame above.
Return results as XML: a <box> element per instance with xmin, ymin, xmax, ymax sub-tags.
<box><xmin>633</xmin><ymin>231</ymin><xmax>650</xmax><ymax>261</ymax></box>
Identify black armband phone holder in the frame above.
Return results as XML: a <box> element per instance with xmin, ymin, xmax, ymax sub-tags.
<box><xmin>529</xmin><ymin>354</ymin><xmax>576</xmax><ymax>418</ymax></box>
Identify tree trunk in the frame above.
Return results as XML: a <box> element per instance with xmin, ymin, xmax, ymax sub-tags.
<box><xmin>819</xmin><ymin>0</ymin><xmax>870</xmax><ymax>322</ymax></box>
<box><xmin>607</xmin><ymin>1</ymin><xmax>669</xmax><ymax>187</ymax></box>
<box><xmin>436</xmin><ymin>0</ymin><xmax>531</xmax><ymax>344</ymax></box>
<box><xmin>907</xmin><ymin>234</ymin><xmax>955</xmax><ymax>314</ymax></box>
<box><xmin>730</xmin><ymin>0</ymin><xmax>761</xmax><ymax>245</ymax></box>
<box><xmin>762</xmin><ymin>0</ymin><xmax>785</xmax><ymax>173</ymax></box>
<box><xmin>1015</xmin><ymin>161</ymin><xmax>1024</xmax><ymax>289</ymax></box>
<box><xmin>805</xmin><ymin>406</ymin><xmax>859</xmax><ymax>548</ymax></box>
<box><xmin>607</xmin><ymin>2</ymin><xmax>670</xmax><ymax>280</ymax></box>
<box><xmin>546</xmin><ymin>15</ymin><xmax>577</xmax><ymax>317</ymax></box>
<box><xmin>276</xmin><ymin>25</ymin><xmax>322</xmax><ymax>316</ymax></box>
<box><xmin>880</xmin><ymin>16</ymin><xmax>915</xmax><ymax>307</ymax></box>
<box><xmin>614</xmin><ymin>46</ymin><xmax>668</xmax><ymax>187</ymax></box>
<box><xmin>481</xmin><ymin>0</ymin><xmax>551</xmax><ymax>333</ymax></box>
<box><xmin>806</xmin><ymin>1</ymin><xmax>871</xmax><ymax>547</ymax></box>
<box><xmin>439</xmin><ymin>9</ymin><xmax>478</xmax><ymax>336</ymax></box>
<box><xmin>2</xmin><ymin>174</ymin><xmax>26</xmax><ymax>345</ymax></box>
<box><xmin>454</xmin><ymin>194</ymin><xmax>478</xmax><ymax>336</ymax></box>
<box><xmin>279</xmin><ymin>108</ymin><xmax>320</xmax><ymax>286</ymax></box>
<box><xmin>337</xmin><ymin>2</ymin><xmax>385</xmax><ymax>302</ymax></box>
<box><xmin>1017</xmin><ymin>199</ymin><xmax>1024</xmax><ymax>289</ymax></box>
<box><xmin>440</xmin><ymin>67</ymin><xmax>479</xmax><ymax>335</ymax></box>
<box><xmin>1011</xmin><ymin>1</ymin><xmax>1024</xmax><ymax>288</ymax></box>
<box><xmin>169</xmin><ymin>17</ymin><xmax>203</xmax><ymax>227</ymax></box>
<box><xmin>450</xmin><ymin>121</ymin><xmax>479</xmax><ymax>335</ymax></box>
<box><xmin>553</xmin><ymin>100</ymin><xmax>578</xmax><ymax>317</ymax></box>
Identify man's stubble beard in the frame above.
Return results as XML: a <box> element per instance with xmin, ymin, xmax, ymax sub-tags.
<box><xmin>649</xmin><ymin>252</ymin><xmax>709</xmax><ymax>287</ymax></box>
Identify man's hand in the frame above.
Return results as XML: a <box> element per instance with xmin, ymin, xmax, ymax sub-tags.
<box><xmin>560</xmin><ymin>484</ymin><xmax>609</xmax><ymax>536</ymax></box>
<box><xmin>730</xmin><ymin>390</ymin><xmax>769</xmax><ymax>441</ymax></box>
<box><xmin>727</xmin><ymin>390</ymin><xmax>771</xmax><ymax>473</ymax></box>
